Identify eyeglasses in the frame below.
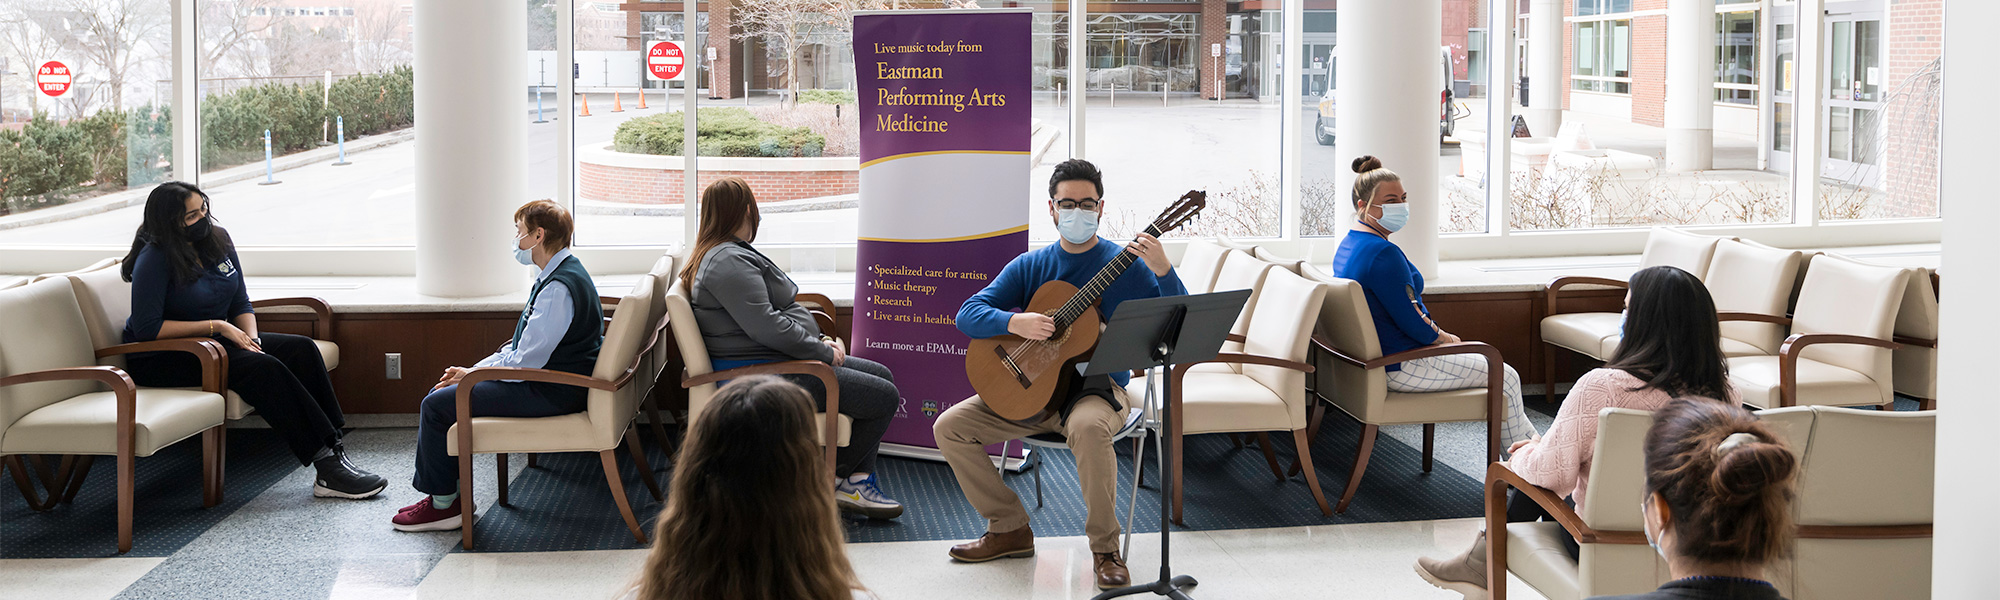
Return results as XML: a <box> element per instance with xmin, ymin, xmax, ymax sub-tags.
<box><xmin>1055</xmin><ymin>199</ymin><xmax>1100</xmax><ymax>211</ymax></box>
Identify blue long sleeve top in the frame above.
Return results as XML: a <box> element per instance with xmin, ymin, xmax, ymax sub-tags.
<box><xmin>1329</xmin><ymin>231</ymin><xmax>1439</xmax><ymax>371</ymax></box>
<box><xmin>476</xmin><ymin>248</ymin><xmax>579</xmax><ymax>373</ymax></box>
<box><xmin>123</xmin><ymin>242</ymin><xmax>253</xmax><ymax>344</ymax></box>
<box><xmin>957</xmin><ymin>237</ymin><xmax>1188</xmax><ymax>388</ymax></box>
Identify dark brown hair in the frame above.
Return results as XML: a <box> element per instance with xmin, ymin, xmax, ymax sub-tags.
<box><xmin>512</xmin><ymin>199</ymin><xmax>574</xmax><ymax>252</ymax></box>
<box><xmin>1643</xmin><ymin>398</ymin><xmax>1798</xmax><ymax>565</ymax></box>
<box><xmin>631</xmin><ymin>376</ymin><xmax>860</xmax><ymax>600</ymax></box>
<box><xmin>1604</xmin><ymin>265</ymin><xmax>1731</xmax><ymax>400</ymax></box>
<box><xmin>679</xmin><ymin>177</ymin><xmax>761</xmax><ymax>292</ymax></box>
<box><xmin>1350</xmin><ymin>155</ymin><xmax>1401</xmax><ymax>208</ymax></box>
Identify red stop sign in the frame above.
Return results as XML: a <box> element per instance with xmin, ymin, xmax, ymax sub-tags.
<box><xmin>37</xmin><ymin>60</ymin><xmax>72</xmax><ymax>98</ymax></box>
<box><xmin>647</xmin><ymin>41</ymin><xmax>685</xmax><ymax>81</ymax></box>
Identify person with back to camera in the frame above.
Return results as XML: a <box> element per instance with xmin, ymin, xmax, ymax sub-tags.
<box><xmin>393</xmin><ymin>200</ymin><xmax>603</xmax><ymax>532</ymax></box>
<box><xmin>1330</xmin><ymin>155</ymin><xmax>1538</xmax><ymax>453</ymax></box>
<box><xmin>1592</xmin><ymin>398</ymin><xmax>1798</xmax><ymax>600</ymax></box>
<box><xmin>682</xmin><ymin>177</ymin><xmax>904</xmax><ymax>520</ymax></box>
<box><xmin>120</xmin><ymin>181</ymin><xmax>386</xmax><ymax>500</ymax></box>
<box><xmin>619</xmin><ymin>376</ymin><xmax>875</xmax><ymax>600</ymax></box>
<box><xmin>1416</xmin><ymin>265</ymin><xmax>1740</xmax><ymax>598</ymax></box>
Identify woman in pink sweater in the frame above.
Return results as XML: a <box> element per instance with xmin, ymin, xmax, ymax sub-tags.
<box><xmin>1415</xmin><ymin>265</ymin><xmax>1736</xmax><ymax>599</ymax></box>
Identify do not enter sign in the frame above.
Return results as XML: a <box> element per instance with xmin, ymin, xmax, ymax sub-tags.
<box><xmin>647</xmin><ymin>41</ymin><xmax>685</xmax><ymax>82</ymax></box>
<box><xmin>38</xmin><ymin>60</ymin><xmax>73</xmax><ymax>98</ymax></box>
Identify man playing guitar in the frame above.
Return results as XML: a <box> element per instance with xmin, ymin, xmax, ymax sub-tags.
<box><xmin>934</xmin><ymin>159</ymin><xmax>1186</xmax><ymax>590</ymax></box>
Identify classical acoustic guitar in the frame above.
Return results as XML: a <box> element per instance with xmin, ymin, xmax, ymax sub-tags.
<box><xmin>966</xmin><ymin>191</ymin><xmax>1208</xmax><ymax>421</ymax></box>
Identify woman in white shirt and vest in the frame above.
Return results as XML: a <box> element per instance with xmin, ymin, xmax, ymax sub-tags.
<box><xmin>392</xmin><ymin>200</ymin><xmax>604</xmax><ymax>532</ymax></box>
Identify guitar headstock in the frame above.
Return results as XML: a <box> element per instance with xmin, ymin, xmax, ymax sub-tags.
<box><xmin>1153</xmin><ymin>190</ymin><xmax>1208</xmax><ymax>235</ymax></box>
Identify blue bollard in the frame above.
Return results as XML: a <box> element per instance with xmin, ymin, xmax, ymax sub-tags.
<box><xmin>258</xmin><ymin>129</ymin><xmax>281</xmax><ymax>185</ymax></box>
<box><xmin>332</xmin><ymin>116</ymin><xmax>351</xmax><ymax>166</ymax></box>
<box><xmin>533</xmin><ymin>86</ymin><xmax>548</xmax><ymax>124</ymax></box>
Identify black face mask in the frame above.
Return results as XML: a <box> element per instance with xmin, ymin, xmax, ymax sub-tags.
<box><xmin>184</xmin><ymin>218</ymin><xmax>212</xmax><ymax>242</ymax></box>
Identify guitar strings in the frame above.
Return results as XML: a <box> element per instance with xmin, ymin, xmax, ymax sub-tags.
<box><xmin>1002</xmin><ymin>220</ymin><xmax>1170</xmax><ymax>365</ymax></box>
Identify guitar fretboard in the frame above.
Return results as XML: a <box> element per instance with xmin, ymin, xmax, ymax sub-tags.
<box><xmin>1051</xmin><ymin>222</ymin><xmax>1166</xmax><ymax>328</ymax></box>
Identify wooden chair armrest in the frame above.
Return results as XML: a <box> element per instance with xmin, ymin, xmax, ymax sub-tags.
<box><xmin>1311</xmin><ymin>334</ymin><xmax>1373</xmax><ymax>369</ymax></box>
<box><xmin>1545</xmin><ymin>276</ymin><xmax>1629</xmax><ymax>316</ymax></box>
<box><xmin>809</xmin><ymin>310</ymin><xmax>841</xmax><ymax>341</ymax></box>
<box><xmin>0</xmin><ymin>366</ymin><xmax>139</xmax><ymax>460</ymax></box>
<box><xmin>1225</xmin><ymin>333</ymin><xmax>1247</xmax><ymax>344</ymax></box>
<box><xmin>251</xmin><ymin>297</ymin><xmax>334</xmax><ymax>338</ymax></box>
<box><xmin>457</xmin><ymin>367</ymin><xmax>618</xmax><ymax>392</ymax></box>
<box><xmin>1777</xmin><ymin>333</ymin><xmax>1901</xmax><ymax>407</ymax></box>
<box><xmin>1717</xmin><ymin>311</ymin><xmax>1792</xmax><ymax>326</ymax></box>
<box><xmin>795</xmin><ymin>293</ymin><xmax>836</xmax><ymax>313</ymax></box>
<box><xmin>1892</xmin><ymin>335</ymin><xmax>1937</xmax><ymax>349</ymax></box>
<box><xmin>680</xmin><ymin>359</ymin><xmax>841</xmax><ymax>473</ymax></box>
<box><xmin>1369</xmin><ymin>341</ymin><xmax>1502</xmax><ymax>371</ymax></box>
<box><xmin>1376</xmin><ymin>341</ymin><xmax>1507</xmax><ymax>462</ymax></box>
<box><xmin>1797</xmin><ymin>524</ymin><xmax>1933</xmax><ymax>539</ymax></box>
<box><xmin>1171</xmin><ymin>352</ymin><xmax>1315</xmax><ymax>376</ymax></box>
<box><xmin>600</xmin><ymin>295</ymin><xmax>622</xmax><ymax>307</ymax></box>
<box><xmin>96</xmin><ymin>338</ymin><xmax>228</xmax><ymax>394</ymax></box>
<box><xmin>1487</xmin><ymin>462</ymin><xmax>1646</xmax><ymax>546</ymax></box>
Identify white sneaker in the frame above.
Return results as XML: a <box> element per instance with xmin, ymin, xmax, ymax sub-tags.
<box><xmin>835</xmin><ymin>473</ymin><xmax>904</xmax><ymax>520</ymax></box>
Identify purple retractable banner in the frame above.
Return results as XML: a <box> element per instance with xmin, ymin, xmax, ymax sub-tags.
<box><xmin>851</xmin><ymin>9</ymin><xmax>1031</xmax><ymax>455</ymax></box>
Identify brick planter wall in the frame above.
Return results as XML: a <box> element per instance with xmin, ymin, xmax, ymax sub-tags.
<box><xmin>577</xmin><ymin>144</ymin><xmax>859</xmax><ymax>204</ymax></box>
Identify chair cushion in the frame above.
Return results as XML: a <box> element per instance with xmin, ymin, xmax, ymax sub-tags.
<box><xmin>167</xmin><ymin>388</ymin><xmax>255</xmax><ymax>420</ymax></box>
<box><xmin>1173</xmin><ymin>372</ymin><xmax>1290</xmax><ymax>435</ymax></box>
<box><xmin>313</xmin><ymin>340</ymin><xmax>340</xmax><ymax>371</ymax></box>
<box><xmin>1376</xmin><ymin>387</ymin><xmax>1491</xmax><ymax>426</ymax></box>
<box><xmin>1506</xmin><ymin>522</ymin><xmax>1583</xmax><ymax>600</ymax></box>
<box><xmin>1542</xmin><ymin>312</ymin><xmax>1622</xmax><ymax>360</ymax></box>
<box><xmin>1728</xmin><ymin>356</ymin><xmax>1888</xmax><ymax>409</ymax></box>
<box><xmin>1</xmin><ymin>389</ymin><xmax>224</xmax><ymax>456</ymax></box>
<box><xmin>1720</xmin><ymin>336</ymin><xmax>1767</xmax><ymax>358</ymax></box>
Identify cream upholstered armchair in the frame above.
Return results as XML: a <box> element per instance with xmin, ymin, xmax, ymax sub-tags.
<box><xmin>1176</xmin><ymin>238</ymin><xmax>1231</xmax><ymax>295</ymax></box>
<box><xmin>1248</xmin><ymin>246</ymin><xmax>1306</xmax><ymax>275</ymax></box>
<box><xmin>446</xmin><ymin>275</ymin><xmax>667</xmax><ymax>550</ymax></box>
<box><xmin>1204</xmin><ymin>250</ymin><xmax>1274</xmax><ymax>361</ymax></box>
<box><xmin>1130</xmin><ymin>267</ymin><xmax>1329</xmax><ymax>522</ymax></box>
<box><xmin>1214</xmin><ymin>234</ymin><xmax>1255</xmax><ymax>253</ymax></box>
<box><xmin>1541</xmin><ymin>228</ymin><xmax>1726</xmax><ymax>400</ymax></box>
<box><xmin>1486</xmin><ymin>407</ymin><xmax>1667</xmax><ymax>600</ymax></box>
<box><xmin>663</xmin><ymin>279</ymin><xmax>848</xmax><ymax>476</ymax></box>
<box><xmin>1889</xmin><ymin>270</ymin><xmax>1939</xmax><ymax>410</ymax></box>
<box><xmin>0</xmin><ymin>278</ymin><xmax>228</xmax><ymax>553</ymax></box>
<box><xmin>66</xmin><ymin>262</ymin><xmax>341</xmax><ymax>421</ymax></box>
<box><xmin>1727</xmin><ymin>253</ymin><xmax>1910</xmax><ymax>409</ymax></box>
<box><xmin>1758</xmin><ymin>406</ymin><xmax>1934</xmax><ymax>600</ymax></box>
<box><xmin>27</xmin><ymin>257</ymin><xmax>122</xmax><ymax>283</ymax></box>
<box><xmin>1303</xmin><ymin>267</ymin><xmax>1506</xmax><ymax>513</ymax></box>
<box><xmin>1705</xmin><ymin>239</ymin><xmax>1806</xmax><ymax>359</ymax></box>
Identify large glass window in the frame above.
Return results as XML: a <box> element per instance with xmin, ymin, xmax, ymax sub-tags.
<box><xmin>1575</xmin><ymin>0</ymin><xmax>1632</xmax><ymax>18</ymax></box>
<box><xmin>0</xmin><ymin>0</ymin><xmax>175</xmax><ymax>246</ymax></box>
<box><xmin>1819</xmin><ymin>7</ymin><xmax>1937</xmax><ymax>221</ymax></box>
<box><xmin>1715</xmin><ymin>9</ymin><xmax>1757</xmax><ymax>105</ymax></box>
<box><xmin>1572</xmin><ymin>20</ymin><xmax>1630</xmax><ymax>94</ymax></box>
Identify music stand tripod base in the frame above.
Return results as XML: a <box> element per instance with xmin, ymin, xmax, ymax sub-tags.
<box><xmin>1081</xmin><ymin>290</ymin><xmax>1250</xmax><ymax>600</ymax></box>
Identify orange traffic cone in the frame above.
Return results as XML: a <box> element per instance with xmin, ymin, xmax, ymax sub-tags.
<box><xmin>580</xmin><ymin>93</ymin><xmax>592</xmax><ymax>117</ymax></box>
<box><xmin>637</xmin><ymin>88</ymin><xmax>649</xmax><ymax>110</ymax></box>
<box><xmin>612</xmin><ymin>92</ymin><xmax>625</xmax><ymax>113</ymax></box>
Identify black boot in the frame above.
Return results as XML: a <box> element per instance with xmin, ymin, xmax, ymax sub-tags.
<box><xmin>313</xmin><ymin>448</ymin><xmax>387</xmax><ymax>499</ymax></box>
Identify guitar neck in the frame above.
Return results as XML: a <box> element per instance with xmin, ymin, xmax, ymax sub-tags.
<box><xmin>1053</xmin><ymin>223</ymin><xmax>1165</xmax><ymax>327</ymax></box>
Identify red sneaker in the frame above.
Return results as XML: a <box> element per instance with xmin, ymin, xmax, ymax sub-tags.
<box><xmin>392</xmin><ymin>497</ymin><xmax>467</xmax><ymax>532</ymax></box>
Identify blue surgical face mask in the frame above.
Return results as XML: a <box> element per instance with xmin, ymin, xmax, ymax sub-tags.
<box><xmin>1056</xmin><ymin>208</ymin><xmax>1100</xmax><ymax>244</ymax></box>
<box><xmin>1374</xmin><ymin>203</ymin><xmax>1410</xmax><ymax>233</ymax></box>
<box><xmin>512</xmin><ymin>234</ymin><xmax>535</xmax><ymax>266</ymax></box>
<box><xmin>1642</xmin><ymin>499</ymin><xmax>1668</xmax><ymax>560</ymax></box>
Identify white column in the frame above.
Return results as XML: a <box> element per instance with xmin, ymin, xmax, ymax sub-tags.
<box><xmin>415</xmin><ymin>0</ymin><xmax>527</xmax><ymax>297</ymax></box>
<box><xmin>1069</xmin><ymin>0</ymin><xmax>1087</xmax><ymax>158</ymax></box>
<box><xmin>1337</xmin><ymin>0</ymin><xmax>1441</xmax><ymax>277</ymax></box>
<box><xmin>171</xmin><ymin>0</ymin><xmax>198</xmax><ymax>183</ymax></box>
<box><xmin>1665</xmin><ymin>0</ymin><xmax>1716</xmax><ymax>171</ymax></box>
<box><xmin>1933</xmin><ymin>0</ymin><xmax>2000</xmax><ymax>594</ymax></box>
<box><xmin>1525</xmin><ymin>0</ymin><xmax>1564</xmax><ymax>137</ymax></box>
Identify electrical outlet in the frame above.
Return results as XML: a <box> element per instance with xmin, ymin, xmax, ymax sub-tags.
<box><xmin>385</xmin><ymin>353</ymin><xmax>402</xmax><ymax>380</ymax></box>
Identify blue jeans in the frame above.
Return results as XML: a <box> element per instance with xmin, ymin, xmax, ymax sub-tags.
<box><xmin>412</xmin><ymin>380</ymin><xmax>586</xmax><ymax>495</ymax></box>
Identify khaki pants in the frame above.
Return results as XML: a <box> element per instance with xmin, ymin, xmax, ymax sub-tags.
<box><xmin>934</xmin><ymin>386</ymin><xmax>1131</xmax><ymax>553</ymax></box>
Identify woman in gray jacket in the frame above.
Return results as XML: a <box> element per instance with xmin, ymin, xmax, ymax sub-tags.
<box><xmin>682</xmin><ymin>178</ymin><xmax>903</xmax><ymax>520</ymax></box>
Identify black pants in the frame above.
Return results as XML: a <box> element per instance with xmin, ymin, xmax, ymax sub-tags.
<box><xmin>126</xmin><ymin>332</ymin><xmax>345</xmax><ymax>465</ymax></box>
<box><xmin>1506</xmin><ymin>487</ymin><xmax>1582</xmax><ymax>560</ymax></box>
<box><xmin>776</xmin><ymin>356</ymin><xmax>898</xmax><ymax>478</ymax></box>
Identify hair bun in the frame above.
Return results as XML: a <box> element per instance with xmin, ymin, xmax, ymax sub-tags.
<box><xmin>1709</xmin><ymin>439</ymin><xmax>1797</xmax><ymax>503</ymax></box>
<box><xmin>1352</xmin><ymin>155</ymin><xmax>1383</xmax><ymax>174</ymax></box>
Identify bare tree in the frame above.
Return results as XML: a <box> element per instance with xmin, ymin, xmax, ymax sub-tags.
<box><xmin>352</xmin><ymin>1</ymin><xmax>413</xmax><ymax>74</ymax></box>
<box><xmin>732</xmin><ymin>0</ymin><xmax>831</xmax><ymax>104</ymax></box>
<box><xmin>198</xmin><ymin>0</ymin><xmax>279</xmax><ymax>79</ymax></box>
<box><xmin>57</xmin><ymin>0</ymin><xmax>171</xmax><ymax>110</ymax></box>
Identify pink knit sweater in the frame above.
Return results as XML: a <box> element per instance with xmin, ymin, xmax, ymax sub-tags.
<box><xmin>1506</xmin><ymin>368</ymin><xmax>1731</xmax><ymax>511</ymax></box>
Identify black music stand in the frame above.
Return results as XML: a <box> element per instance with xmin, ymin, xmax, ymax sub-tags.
<box><xmin>1083</xmin><ymin>289</ymin><xmax>1251</xmax><ymax>600</ymax></box>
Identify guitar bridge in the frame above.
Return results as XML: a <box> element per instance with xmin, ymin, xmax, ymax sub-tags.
<box><xmin>994</xmin><ymin>344</ymin><xmax>1032</xmax><ymax>389</ymax></box>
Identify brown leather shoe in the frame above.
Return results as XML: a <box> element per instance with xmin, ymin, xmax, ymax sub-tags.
<box><xmin>1093</xmin><ymin>552</ymin><xmax>1131</xmax><ymax>590</ymax></box>
<box><xmin>947</xmin><ymin>525</ymin><xmax>1035</xmax><ymax>562</ymax></box>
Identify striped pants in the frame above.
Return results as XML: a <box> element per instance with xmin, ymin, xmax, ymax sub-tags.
<box><xmin>1385</xmin><ymin>353</ymin><xmax>1538</xmax><ymax>448</ymax></box>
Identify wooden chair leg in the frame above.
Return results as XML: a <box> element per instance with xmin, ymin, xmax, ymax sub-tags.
<box><xmin>496</xmin><ymin>453</ymin><xmax>510</xmax><ymax>508</ymax></box>
<box><xmin>1335</xmin><ymin>424</ymin><xmax>1379</xmax><ymax>514</ymax></box>
<box><xmin>458</xmin><ymin>450</ymin><xmax>476</xmax><ymax>551</ymax></box>
<box><xmin>5</xmin><ymin>456</ymin><xmax>53</xmax><ymax>511</ymax></box>
<box><xmin>1172</xmin><ymin>420</ymin><xmax>1186</xmax><ymax>526</ymax></box>
<box><xmin>643</xmin><ymin>397</ymin><xmax>675</xmax><ymax>460</ymax></box>
<box><xmin>202</xmin><ymin>426</ymin><xmax>223</xmax><ymax>507</ymax></box>
<box><xmin>1920</xmin><ymin>397</ymin><xmax>1936</xmax><ymax>411</ymax></box>
<box><xmin>1542</xmin><ymin>342</ymin><xmax>1558</xmax><ymax>404</ymax></box>
<box><xmin>62</xmin><ymin>455</ymin><xmax>95</xmax><ymax>504</ymax></box>
<box><xmin>117</xmin><ymin>449</ymin><xmax>134</xmax><ymax>554</ymax></box>
<box><xmin>599</xmin><ymin>450</ymin><xmax>648</xmax><ymax>544</ymax></box>
<box><xmin>1293</xmin><ymin>428</ymin><xmax>1331</xmax><ymax>516</ymax></box>
<box><xmin>1422</xmin><ymin>423</ymin><xmax>1436</xmax><ymax>474</ymax></box>
<box><xmin>1289</xmin><ymin>405</ymin><xmax>1327</xmax><ymax>478</ymax></box>
<box><xmin>1228</xmin><ymin>433</ymin><xmax>1244</xmax><ymax>449</ymax></box>
<box><xmin>623</xmin><ymin>429</ymin><xmax>664</xmax><ymax>502</ymax></box>
<box><xmin>1255</xmin><ymin>432</ymin><xmax>1284</xmax><ymax>482</ymax></box>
